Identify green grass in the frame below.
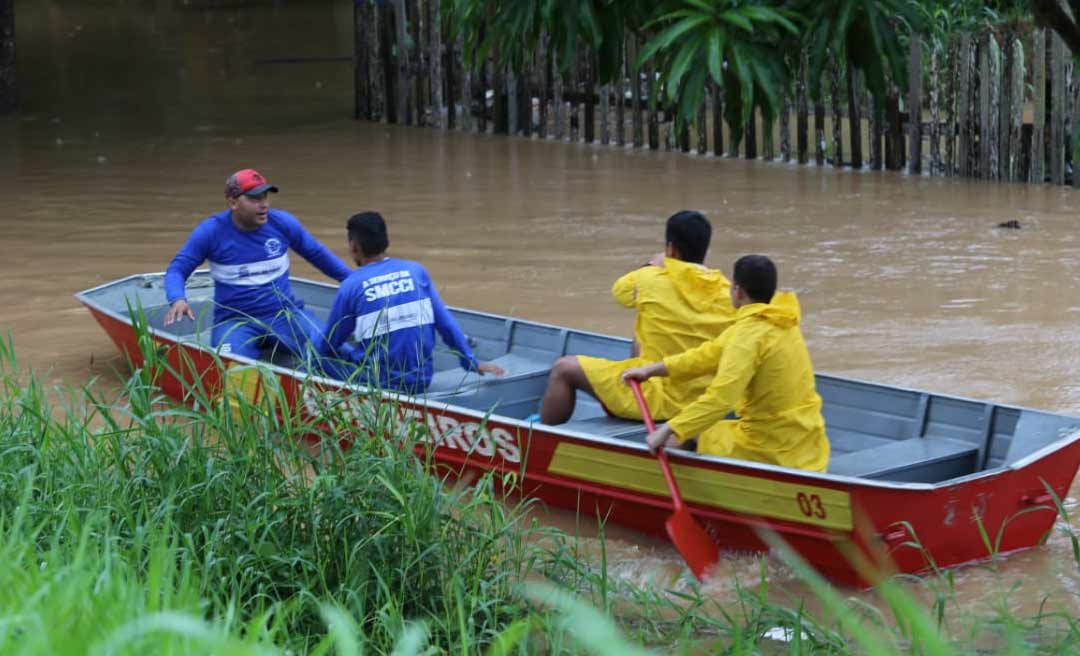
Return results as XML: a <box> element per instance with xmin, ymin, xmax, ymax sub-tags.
<box><xmin>3</xmin><ymin>329</ymin><xmax>1080</xmax><ymax>654</ymax></box>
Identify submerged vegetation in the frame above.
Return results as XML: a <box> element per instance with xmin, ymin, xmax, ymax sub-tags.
<box><xmin>2</xmin><ymin>331</ymin><xmax>1080</xmax><ymax>654</ymax></box>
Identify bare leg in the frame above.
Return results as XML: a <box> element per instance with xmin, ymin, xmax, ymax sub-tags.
<box><xmin>539</xmin><ymin>355</ymin><xmax>595</xmax><ymax>424</ymax></box>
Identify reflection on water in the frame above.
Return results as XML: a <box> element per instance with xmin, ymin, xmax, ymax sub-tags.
<box><xmin>4</xmin><ymin>0</ymin><xmax>1080</xmax><ymax>625</ymax></box>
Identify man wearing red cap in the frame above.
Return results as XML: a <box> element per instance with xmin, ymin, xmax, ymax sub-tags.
<box><xmin>163</xmin><ymin>169</ymin><xmax>352</xmax><ymax>361</ymax></box>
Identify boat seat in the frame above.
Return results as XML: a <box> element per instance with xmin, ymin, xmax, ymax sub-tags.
<box><xmin>828</xmin><ymin>436</ymin><xmax>978</xmax><ymax>482</ymax></box>
<box><xmin>826</xmin><ymin>428</ymin><xmax>899</xmax><ymax>455</ymax></box>
<box><xmin>427</xmin><ymin>351</ymin><xmax>551</xmax><ymax>397</ymax></box>
<box><xmin>561</xmin><ymin>415</ymin><xmax>647</xmax><ymax>441</ymax></box>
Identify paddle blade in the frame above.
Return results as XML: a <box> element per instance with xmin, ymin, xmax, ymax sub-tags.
<box><xmin>665</xmin><ymin>507</ymin><xmax>720</xmax><ymax>581</ymax></box>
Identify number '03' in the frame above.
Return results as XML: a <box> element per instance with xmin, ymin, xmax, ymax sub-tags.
<box><xmin>796</xmin><ymin>492</ymin><xmax>827</xmax><ymax>519</ymax></box>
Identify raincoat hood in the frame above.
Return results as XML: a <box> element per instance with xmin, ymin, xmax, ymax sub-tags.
<box><xmin>737</xmin><ymin>291</ymin><xmax>801</xmax><ymax>329</ymax></box>
<box><xmin>663</xmin><ymin>257</ymin><xmax>732</xmax><ymax>313</ymax></box>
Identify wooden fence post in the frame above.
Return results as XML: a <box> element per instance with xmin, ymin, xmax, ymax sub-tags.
<box><xmin>507</xmin><ymin>71</ymin><xmax>518</xmax><ymax>134</ymax></box>
<box><xmin>908</xmin><ymin>37</ymin><xmax>923</xmax><ymax>174</ymax></box>
<box><xmin>584</xmin><ymin>52</ymin><xmax>596</xmax><ymax>143</ymax></box>
<box><xmin>885</xmin><ymin>87</ymin><xmax>902</xmax><ymax>170</ymax></box>
<box><xmin>929</xmin><ymin>43</ymin><xmax>941</xmax><ymax>175</ymax></box>
<box><xmin>945</xmin><ymin>38</ymin><xmax>958</xmax><ymax>175</ymax></box>
<box><xmin>713</xmin><ymin>82</ymin><xmax>725</xmax><ymax>156</ymax></box>
<box><xmin>380</xmin><ymin>5</ymin><xmax>396</xmax><ymax>123</ymax></box>
<box><xmin>428</xmin><ymin>0</ymin><xmax>443</xmax><ymax>128</ymax></box>
<box><xmin>354</xmin><ymin>0</ymin><xmax>371</xmax><ymax>120</ymax></box>
<box><xmin>553</xmin><ymin>53</ymin><xmax>564</xmax><ymax>139</ymax></box>
<box><xmin>631</xmin><ymin>38</ymin><xmax>643</xmax><ymax>148</ymax></box>
<box><xmin>1072</xmin><ymin>58</ymin><xmax>1080</xmax><ymax>188</ymax></box>
<box><xmin>0</xmin><ymin>0</ymin><xmax>14</xmax><ymax>114</ymax></box>
<box><xmin>697</xmin><ymin>102</ymin><xmax>707</xmax><ymax>154</ymax></box>
<box><xmin>1051</xmin><ymin>31</ymin><xmax>1066</xmax><ymax>185</ymax></box>
<box><xmin>999</xmin><ymin>36</ymin><xmax>1014</xmax><ymax>180</ymax></box>
<box><xmin>763</xmin><ymin>116</ymin><xmax>775</xmax><ymax>160</ymax></box>
<box><xmin>957</xmin><ymin>34</ymin><xmax>972</xmax><ymax>176</ymax></box>
<box><xmin>538</xmin><ymin>34</ymin><xmax>549</xmax><ymax>138</ymax></box>
<box><xmin>814</xmin><ymin>90</ymin><xmax>826</xmax><ymax>165</ymax></box>
<box><xmin>1032</xmin><ymin>29</ymin><xmax>1046</xmax><ymax>183</ymax></box>
<box><xmin>745</xmin><ymin>112</ymin><xmax>757</xmax><ymax>159</ymax></box>
<box><xmin>868</xmin><ymin>89</ymin><xmax>882</xmax><ymax>169</ymax></box>
<box><xmin>647</xmin><ymin>60</ymin><xmax>659</xmax><ymax>150</ymax></box>
<box><xmin>988</xmin><ymin>34</ymin><xmax>1001</xmax><ymax>180</ymax></box>
<box><xmin>520</xmin><ymin>58</ymin><xmax>533</xmax><ymax>137</ymax></box>
<box><xmin>846</xmin><ymin>66</ymin><xmax>860</xmax><ymax>168</ymax></box>
<box><xmin>780</xmin><ymin>89</ymin><xmax>790</xmax><ymax>161</ymax></box>
<box><xmin>601</xmin><ymin>83</ymin><xmax>611</xmax><ymax>145</ymax></box>
<box><xmin>979</xmin><ymin>35</ymin><xmax>992</xmax><ymax>178</ymax></box>
<box><xmin>830</xmin><ymin>59</ymin><xmax>843</xmax><ymax>167</ymax></box>
<box><xmin>458</xmin><ymin>39</ymin><xmax>473</xmax><ymax>132</ymax></box>
<box><xmin>615</xmin><ymin>39</ymin><xmax>626</xmax><ymax>147</ymax></box>
<box><xmin>392</xmin><ymin>0</ymin><xmax>410</xmax><ymax>124</ymax></box>
<box><xmin>493</xmin><ymin>63</ymin><xmax>508</xmax><ymax>135</ymax></box>
<box><xmin>797</xmin><ymin>52</ymin><xmax>809</xmax><ymax>164</ymax></box>
<box><xmin>569</xmin><ymin>50</ymin><xmax>580</xmax><ymax>141</ymax></box>
<box><xmin>1007</xmin><ymin>37</ymin><xmax>1023</xmax><ymax>181</ymax></box>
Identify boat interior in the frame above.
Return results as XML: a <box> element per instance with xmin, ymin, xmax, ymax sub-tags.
<box><xmin>82</xmin><ymin>273</ymin><xmax>1080</xmax><ymax>485</ymax></box>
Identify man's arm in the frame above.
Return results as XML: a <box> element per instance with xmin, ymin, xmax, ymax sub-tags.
<box><xmin>610</xmin><ymin>269</ymin><xmax>641</xmax><ymax>308</ymax></box>
<box><xmin>163</xmin><ymin>223</ymin><xmax>211</xmax><ymax>325</ymax></box>
<box><xmin>318</xmin><ymin>279</ymin><xmax>356</xmax><ymax>359</ymax></box>
<box><xmin>425</xmin><ymin>272</ymin><xmax>482</xmax><ymax>372</ymax></box>
<box><xmin>666</xmin><ymin>335</ymin><xmax>759</xmax><ymax>442</ymax></box>
<box><xmin>281</xmin><ymin>212</ymin><xmax>353</xmax><ymax>282</ymax></box>
<box><xmin>662</xmin><ymin>329</ymin><xmax>730</xmax><ymax>380</ymax></box>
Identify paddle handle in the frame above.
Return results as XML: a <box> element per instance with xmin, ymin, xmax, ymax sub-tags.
<box><xmin>628</xmin><ymin>379</ymin><xmax>686</xmax><ymax>513</ymax></box>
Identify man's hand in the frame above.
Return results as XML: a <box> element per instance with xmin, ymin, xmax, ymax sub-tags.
<box><xmin>645</xmin><ymin>423</ymin><xmax>680</xmax><ymax>454</ymax></box>
<box><xmin>621</xmin><ymin>366</ymin><xmax>652</xmax><ymax>384</ymax></box>
<box><xmin>477</xmin><ymin>362</ymin><xmax>506</xmax><ymax>377</ymax></box>
<box><xmin>622</xmin><ymin>361</ymin><xmax>666</xmax><ymax>385</ymax></box>
<box><xmin>164</xmin><ymin>299</ymin><xmax>195</xmax><ymax>326</ymax></box>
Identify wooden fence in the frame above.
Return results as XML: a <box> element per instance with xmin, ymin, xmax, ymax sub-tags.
<box><xmin>0</xmin><ymin>0</ymin><xmax>16</xmax><ymax>114</ymax></box>
<box><xmin>352</xmin><ymin>2</ymin><xmax>1080</xmax><ymax>187</ymax></box>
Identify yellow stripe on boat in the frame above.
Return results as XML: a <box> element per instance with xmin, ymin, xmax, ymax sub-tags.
<box><xmin>549</xmin><ymin>442</ymin><xmax>852</xmax><ymax>531</ymax></box>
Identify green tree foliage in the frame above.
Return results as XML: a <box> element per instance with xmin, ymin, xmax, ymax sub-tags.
<box><xmin>637</xmin><ymin>1</ymin><xmax>798</xmax><ymax>147</ymax></box>
<box><xmin>448</xmin><ymin>0</ymin><xmax>922</xmax><ymax>141</ymax></box>
<box><xmin>797</xmin><ymin>0</ymin><xmax>922</xmax><ymax>114</ymax></box>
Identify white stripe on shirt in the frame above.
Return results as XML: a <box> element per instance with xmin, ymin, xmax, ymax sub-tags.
<box><xmin>353</xmin><ymin>298</ymin><xmax>434</xmax><ymax>339</ymax></box>
<box><xmin>209</xmin><ymin>253</ymin><xmax>290</xmax><ymax>286</ymax></box>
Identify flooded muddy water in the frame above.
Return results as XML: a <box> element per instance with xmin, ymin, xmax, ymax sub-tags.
<box><xmin>4</xmin><ymin>0</ymin><xmax>1080</xmax><ymax>623</ymax></box>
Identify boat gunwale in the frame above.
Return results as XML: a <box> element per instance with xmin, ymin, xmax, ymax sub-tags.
<box><xmin>74</xmin><ymin>272</ymin><xmax>1080</xmax><ymax>492</ymax></box>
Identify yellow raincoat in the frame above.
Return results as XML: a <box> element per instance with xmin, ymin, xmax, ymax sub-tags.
<box><xmin>662</xmin><ymin>292</ymin><xmax>830</xmax><ymax>472</ymax></box>
<box><xmin>579</xmin><ymin>257</ymin><xmax>736</xmax><ymax>420</ymax></box>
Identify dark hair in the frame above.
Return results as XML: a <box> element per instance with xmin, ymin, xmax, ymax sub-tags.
<box><xmin>665</xmin><ymin>210</ymin><xmax>711</xmax><ymax>263</ymax></box>
<box><xmin>347</xmin><ymin>211</ymin><xmax>389</xmax><ymax>257</ymax></box>
<box><xmin>733</xmin><ymin>254</ymin><xmax>777</xmax><ymax>303</ymax></box>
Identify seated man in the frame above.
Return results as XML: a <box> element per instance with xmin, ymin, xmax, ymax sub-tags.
<box><xmin>538</xmin><ymin>210</ymin><xmax>736</xmax><ymax>424</ymax></box>
<box><xmin>317</xmin><ymin>211</ymin><xmax>504</xmax><ymax>392</ymax></box>
<box><xmin>622</xmin><ymin>255</ymin><xmax>830</xmax><ymax>472</ymax></box>
<box><xmin>164</xmin><ymin>168</ymin><xmax>352</xmax><ymax>360</ymax></box>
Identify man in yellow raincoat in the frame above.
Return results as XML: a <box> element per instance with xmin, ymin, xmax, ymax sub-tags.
<box><xmin>622</xmin><ymin>255</ymin><xmax>829</xmax><ymax>472</ymax></box>
<box><xmin>538</xmin><ymin>211</ymin><xmax>736</xmax><ymax>424</ymax></box>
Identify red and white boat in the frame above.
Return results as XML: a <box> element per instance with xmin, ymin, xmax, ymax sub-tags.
<box><xmin>77</xmin><ymin>272</ymin><xmax>1080</xmax><ymax>587</ymax></box>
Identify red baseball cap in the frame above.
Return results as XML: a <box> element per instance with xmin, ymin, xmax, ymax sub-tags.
<box><xmin>224</xmin><ymin>169</ymin><xmax>279</xmax><ymax>198</ymax></box>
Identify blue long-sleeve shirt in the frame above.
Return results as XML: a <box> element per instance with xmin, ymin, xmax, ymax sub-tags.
<box><xmin>318</xmin><ymin>258</ymin><xmax>480</xmax><ymax>391</ymax></box>
<box><xmin>165</xmin><ymin>208</ymin><xmax>352</xmax><ymax>323</ymax></box>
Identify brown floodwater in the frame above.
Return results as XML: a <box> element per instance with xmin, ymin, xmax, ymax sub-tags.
<box><xmin>5</xmin><ymin>0</ymin><xmax>1080</xmax><ymax>630</ymax></box>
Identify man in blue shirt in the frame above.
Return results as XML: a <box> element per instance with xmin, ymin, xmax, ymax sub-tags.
<box><xmin>164</xmin><ymin>168</ymin><xmax>353</xmax><ymax>360</ymax></box>
<box><xmin>318</xmin><ymin>211</ymin><xmax>504</xmax><ymax>392</ymax></box>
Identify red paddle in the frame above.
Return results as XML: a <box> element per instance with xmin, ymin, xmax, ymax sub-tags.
<box><xmin>629</xmin><ymin>379</ymin><xmax>719</xmax><ymax>580</ymax></box>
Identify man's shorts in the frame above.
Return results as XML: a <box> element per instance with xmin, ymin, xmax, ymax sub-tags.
<box><xmin>577</xmin><ymin>355</ymin><xmax>686</xmax><ymax>421</ymax></box>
